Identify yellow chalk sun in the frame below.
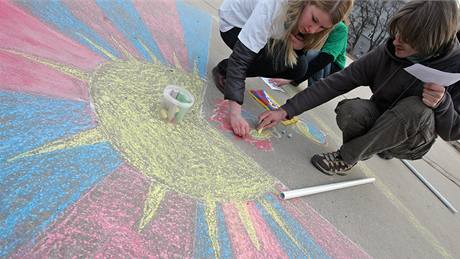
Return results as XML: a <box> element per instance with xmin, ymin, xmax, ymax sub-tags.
<box><xmin>90</xmin><ymin>59</ymin><xmax>274</xmax><ymax>201</ymax></box>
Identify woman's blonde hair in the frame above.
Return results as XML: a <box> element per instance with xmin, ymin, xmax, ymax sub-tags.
<box><xmin>388</xmin><ymin>0</ymin><xmax>459</xmax><ymax>57</ymax></box>
<box><xmin>269</xmin><ymin>0</ymin><xmax>353</xmax><ymax>69</ymax></box>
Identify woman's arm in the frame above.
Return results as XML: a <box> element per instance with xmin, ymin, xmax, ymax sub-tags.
<box><xmin>224</xmin><ymin>40</ymin><xmax>257</xmax><ymax>104</ymax></box>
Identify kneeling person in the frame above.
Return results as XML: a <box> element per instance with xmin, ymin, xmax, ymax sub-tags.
<box><xmin>258</xmin><ymin>0</ymin><xmax>460</xmax><ymax>175</ymax></box>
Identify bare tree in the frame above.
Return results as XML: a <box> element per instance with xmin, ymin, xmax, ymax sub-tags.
<box><xmin>347</xmin><ymin>0</ymin><xmax>371</xmax><ymax>52</ymax></box>
<box><xmin>348</xmin><ymin>0</ymin><xmax>404</xmax><ymax>55</ymax></box>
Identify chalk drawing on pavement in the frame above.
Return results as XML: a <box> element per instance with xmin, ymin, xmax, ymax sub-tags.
<box><xmin>0</xmin><ymin>1</ymin><xmax>368</xmax><ymax>258</ymax></box>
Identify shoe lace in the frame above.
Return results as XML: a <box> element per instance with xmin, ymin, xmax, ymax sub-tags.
<box><xmin>323</xmin><ymin>151</ymin><xmax>352</xmax><ymax>171</ymax></box>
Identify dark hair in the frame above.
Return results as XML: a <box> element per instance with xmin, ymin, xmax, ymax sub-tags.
<box><xmin>389</xmin><ymin>0</ymin><xmax>459</xmax><ymax>56</ymax></box>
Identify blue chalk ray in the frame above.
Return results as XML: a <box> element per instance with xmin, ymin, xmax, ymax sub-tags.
<box><xmin>255</xmin><ymin>194</ymin><xmax>330</xmax><ymax>258</ymax></box>
<box><xmin>176</xmin><ymin>0</ymin><xmax>212</xmax><ymax>77</ymax></box>
<box><xmin>0</xmin><ymin>90</ymin><xmax>93</xmax><ymax>164</ymax></box>
<box><xmin>0</xmin><ymin>143</ymin><xmax>122</xmax><ymax>257</ymax></box>
<box><xmin>217</xmin><ymin>205</ymin><xmax>233</xmax><ymax>259</ymax></box>
<box><xmin>0</xmin><ymin>90</ymin><xmax>123</xmax><ymax>256</ymax></box>
<box><xmin>194</xmin><ymin>203</ymin><xmax>217</xmax><ymax>259</ymax></box>
<box><xmin>15</xmin><ymin>0</ymin><xmax>120</xmax><ymax>60</ymax></box>
<box><xmin>96</xmin><ymin>0</ymin><xmax>165</xmax><ymax>63</ymax></box>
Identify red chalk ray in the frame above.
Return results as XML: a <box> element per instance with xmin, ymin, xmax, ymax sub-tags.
<box><xmin>141</xmin><ymin>191</ymin><xmax>195</xmax><ymax>258</ymax></box>
<box><xmin>133</xmin><ymin>0</ymin><xmax>189</xmax><ymax>68</ymax></box>
<box><xmin>12</xmin><ymin>165</ymin><xmax>153</xmax><ymax>258</ymax></box>
<box><xmin>0</xmin><ymin>50</ymin><xmax>89</xmax><ymax>101</ymax></box>
<box><xmin>223</xmin><ymin>201</ymin><xmax>289</xmax><ymax>258</ymax></box>
<box><xmin>62</xmin><ymin>0</ymin><xmax>142</xmax><ymax>61</ymax></box>
<box><xmin>0</xmin><ymin>1</ymin><xmax>103</xmax><ymax>71</ymax></box>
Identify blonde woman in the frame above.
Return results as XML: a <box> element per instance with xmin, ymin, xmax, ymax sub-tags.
<box><xmin>212</xmin><ymin>0</ymin><xmax>353</xmax><ymax>137</ymax></box>
<box><xmin>259</xmin><ymin>0</ymin><xmax>460</xmax><ymax>175</ymax></box>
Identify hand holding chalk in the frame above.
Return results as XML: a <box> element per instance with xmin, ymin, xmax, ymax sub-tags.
<box><xmin>257</xmin><ymin>126</ymin><xmax>264</xmax><ymax>134</ymax></box>
<box><xmin>258</xmin><ymin>109</ymin><xmax>287</xmax><ymax>130</ymax></box>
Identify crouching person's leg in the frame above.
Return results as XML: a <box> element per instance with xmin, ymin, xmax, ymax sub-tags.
<box><xmin>379</xmin><ymin>98</ymin><xmax>436</xmax><ymax>160</ymax></box>
<box><xmin>340</xmin><ymin>96</ymin><xmax>436</xmax><ymax>166</ymax></box>
<box><xmin>335</xmin><ymin>98</ymin><xmax>381</xmax><ymax>143</ymax></box>
<box><xmin>312</xmin><ymin>96</ymin><xmax>436</xmax><ymax>176</ymax></box>
<box><xmin>311</xmin><ymin>98</ymin><xmax>381</xmax><ymax>175</ymax></box>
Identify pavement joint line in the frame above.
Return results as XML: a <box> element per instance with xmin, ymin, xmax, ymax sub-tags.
<box><xmin>422</xmin><ymin>157</ymin><xmax>460</xmax><ymax>188</ymax></box>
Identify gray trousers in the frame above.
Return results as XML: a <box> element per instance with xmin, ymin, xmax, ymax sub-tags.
<box><xmin>335</xmin><ymin>96</ymin><xmax>436</xmax><ymax>164</ymax></box>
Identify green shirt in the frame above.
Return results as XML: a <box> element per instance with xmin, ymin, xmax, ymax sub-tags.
<box><xmin>321</xmin><ymin>21</ymin><xmax>348</xmax><ymax>69</ymax></box>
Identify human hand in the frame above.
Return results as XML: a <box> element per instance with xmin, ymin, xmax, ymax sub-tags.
<box><xmin>257</xmin><ymin>109</ymin><xmax>288</xmax><ymax>130</ymax></box>
<box><xmin>229</xmin><ymin>113</ymin><xmax>250</xmax><ymax>137</ymax></box>
<box><xmin>269</xmin><ymin>78</ymin><xmax>292</xmax><ymax>87</ymax></box>
<box><xmin>422</xmin><ymin>83</ymin><xmax>445</xmax><ymax>108</ymax></box>
<box><xmin>229</xmin><ymin>101</ymin><xmax>250</xmax><ymax>137</ymax></box>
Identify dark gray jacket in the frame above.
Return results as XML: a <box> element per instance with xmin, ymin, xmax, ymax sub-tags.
<box><xmin>281</xmin><ymin>38</ymin><xmax>460</xmax><ymax>141</ymax></box>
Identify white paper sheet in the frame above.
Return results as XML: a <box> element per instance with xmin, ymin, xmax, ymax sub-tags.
<box><xmin>404</xmin><ymin>64</ymin><xmax>460</xmax><ymax>87</ymax></box>
<box><xmin>260</xmin><ymin>77</ymin><xmax>286</xmax><ymax>93</ymax></box>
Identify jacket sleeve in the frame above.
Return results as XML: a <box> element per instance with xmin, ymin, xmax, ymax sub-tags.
<box><xmin>224</xmin><ymin>39</ymin><xmax>257</xmax><ymax>105</ymax></box>
<box><xmin>433</xmin><ymin>82</ymin><xmax>460</xmax><ymax>140</ymax></box>
<box><xmin>281</xmin><ymin>45</ymin><xmax>381</xmax><ymax>119</ymax></box>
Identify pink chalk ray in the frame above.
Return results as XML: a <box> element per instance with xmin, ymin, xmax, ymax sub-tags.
<box><xmin>0</xmin><ymin>1</ymin><xmax>105</xmax><ymax>101</ymax></box>
<box><xmin>12</xmin><ymin>165</ymin><xmax>152</xmax><ymax>258</ymax></box>
<box><xmin>0</xmin><ymin>1</ymin><xmax>103</xmax><ymax>71</ymax></box>
<box><xmin>62</xmin><ymin>0</ymin><xmax>143</xmax><ymax>61</ymax></box>
<box><xmin>222</xmin><ymin>202</ymin><xmax>289</xmax><ymax>258</ymax></box>
<box><xmin>141</xmin><ymin>191</ymin><xmax>196</xmax><ymax>258</ymax></box>
<box><xmin>0</xmin><ymin>50</ymin><xmax>89</xmax><ymax>101</ymax></box>
<box><xmin>133</xmin><ymin>0</ymin><xmax>189</xmax><ymax>68</ymax></box>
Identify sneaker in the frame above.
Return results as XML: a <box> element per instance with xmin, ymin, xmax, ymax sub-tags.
<box><xmin>212</xmin><ymin>66</ymin><xmax>225</xmax><ymax>94</ymax></box>
<box><xmin>311</xmin><ymin>151</ymin><xmax>356</xmax><ymax>176</ymax></box>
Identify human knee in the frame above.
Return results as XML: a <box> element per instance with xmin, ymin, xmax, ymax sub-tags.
<box><xmin>391</xmin><ymin>96</ymin><xmax>434</xmax><ymax>127</ymax></box>
<box><xmin>335</xmin><ymin>98</ymin><xmax>379</xmax><ymax>129</ymax></box>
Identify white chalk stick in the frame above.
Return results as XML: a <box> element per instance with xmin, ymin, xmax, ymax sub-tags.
<box><xmin>280</xmin><ymin>178</ymin><xmax>375</xmax><ymax>200</ymax></box>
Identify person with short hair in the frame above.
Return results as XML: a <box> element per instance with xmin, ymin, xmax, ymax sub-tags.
<box><xmin>258</xmin><ymin>0</ymin><xmax>460</xmax><ymax>175</ymax></box>
<box><xmin>212</xmin><ymin>0</ymin><xmax>354</xmax><ymax>137</ymax></box>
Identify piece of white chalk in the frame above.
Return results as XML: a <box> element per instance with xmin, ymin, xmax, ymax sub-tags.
<box><xmin>280</xmin><ymin>178</ymin><xmax>375</xmax><ymax>200</ymax></box>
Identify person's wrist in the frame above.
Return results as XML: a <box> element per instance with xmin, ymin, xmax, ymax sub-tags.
<box><xmin>229</xmin><ymin>100</ymin><xmax>242</xmax><ymax>116</ymax></box>
<box><xmin>278</xmin><ymin>108</ymin><xmax>288</xmax><ymax>119</ymax></box>
<box><xmin>433</xmin><ymin>91</ymin><xmax>446</xmax><ymax>108</ymax></box>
